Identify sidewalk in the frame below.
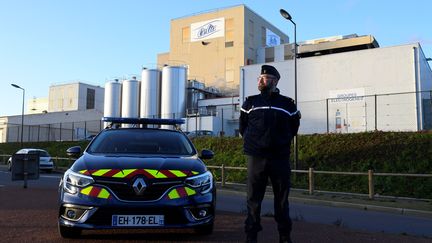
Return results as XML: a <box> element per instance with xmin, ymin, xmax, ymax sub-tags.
<box><xmin>217</xmin><ymin>183</ymin><xmax>432</xmax><ymax>218</ymax></box>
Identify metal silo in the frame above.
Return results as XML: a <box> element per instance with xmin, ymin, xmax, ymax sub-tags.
<box><xmin>103</xmin><ymin>79</ymin><xmax>122</xmax><ymax>127</ymax></box>
<box><xmin>161</xmin><ymin>65</ymin><xmax>187</xmax><ymax>128</ymax></box>
<box><xmin>140</xmin><ymin>68</ymin><xmax>161</xmax><ymax>119</ymax></box>
<box><xmin>121</xmin><ymin>76</ymin><xmax>140</xmax><ymax>127</ymax></box>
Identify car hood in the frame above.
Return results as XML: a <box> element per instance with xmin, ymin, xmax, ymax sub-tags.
<box><xmin>70</xmin><ymin>152</ymin><xmax>207</xmax><ymax>176</ymax></box>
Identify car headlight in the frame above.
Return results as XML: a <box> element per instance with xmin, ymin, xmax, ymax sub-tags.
<box><xmin>185</xmin><ymin>171</ymin><xmax>213</xmax><ymax>194</ymax></box>
<box><xmin>62</xmin><ymin>169</ymin><xmax>94</xmax><ymax>194</ymax></box>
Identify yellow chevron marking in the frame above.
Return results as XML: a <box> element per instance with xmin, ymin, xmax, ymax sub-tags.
<box><xmin>168</xmin><ymin>189</ymin><xmax>180</xmax><ymax>199</ymax></box>
<box><xmin>112</xmin><ymin>169</ymin><xmax>136</xmax><ymax>178</ymax></box>
<box><xmin>79</xmin><ymin>170</ymin><xmax>87</xmax><ymax>174</ymax></box>
<box><xmin>185</xmin><ymin>187</ymin><xmax>196</xmax><ymax>196</ymax></box>
<box><xmin>92</xmin><ymin>169</ymin><xmax>111</xmax><ymax>176</ymax></box>
<box><xmin>192</xmin><ymin>171</ymin><xmax>199</xmax><ymax>175</ymax></box>
<box><xmin>80</xmin><ymin>186</ymin><xmax>93</xmax><ymax>195</ymax></box>
<box><xmin>170</xmin><ymin>170</ymin><xmax>187</xmax><ymax>177</ymax></box>
<box><xmin>146</xmin><ymin>169</ymin><xmax>167</xmax><ymax>178</ymax></box>
<box><xmin>98</xmin><ymin>188</ymin><xmax>110</xmax><ymax>199</ymax></box>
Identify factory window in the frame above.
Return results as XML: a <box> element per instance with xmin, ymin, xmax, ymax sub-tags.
<box><xmin>248</xmin><ymin>20</ymin><xmax>254</xmax><ymax>47</ymax></box>
<box><xmin>261</xmin><ymin>27</ymin><xmax>266</xmax><ymax>47</ymax></box>
<box><xmin>225</xmin><ymin>18</ymin><xmax>234</xmax><ymax>44</ymax></box>
<box><xmin>182</xmin><ymin>27</ymin><xmax>190</xmax><ymax>43</ymax></box>
<box><xmin>86</xmin><ymin>88</ymin><xmax>95</xmax><ymax>110</ymax></box>
<box><xmin>265</xmin><ymin>47</ymin><xmax>274</xmax><ymax>63</ymax></box>
<box><xmin>206</xmin><ymin>105</ymin><xmax>217</xmax><ymax>115</ymax></box>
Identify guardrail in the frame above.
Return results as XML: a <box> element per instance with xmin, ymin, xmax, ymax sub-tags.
<box><xmin>2</xmin><ymin>154</ymin><xmax>431</xmax><ymax>200</ymax></box>
<box><xmin>207</xmin><ymin>165</ymin><xmax>432</xmax><ymax>199</ymax></box>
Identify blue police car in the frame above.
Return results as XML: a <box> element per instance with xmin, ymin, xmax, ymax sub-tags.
<box><xmin>58</xmin><ymin>117</ymin><xmax>216</xmax><ymax>238</ymax></box>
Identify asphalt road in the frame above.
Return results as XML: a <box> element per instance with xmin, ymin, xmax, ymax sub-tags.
<box><xmin>1</xmin><ymin>165</ymin><xmax>431</xmax><ymax>242</ymax></box>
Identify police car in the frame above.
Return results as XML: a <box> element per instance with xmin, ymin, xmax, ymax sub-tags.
<box><xmin>58</xmin><ymin>117</ymin><xmax>216</xmax><ymax>238</ymax></box>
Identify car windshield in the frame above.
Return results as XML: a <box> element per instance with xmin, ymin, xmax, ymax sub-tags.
<box><xmin>28</xmin><ymin>150</ymin><xmax>50</xmax><ymax>157</ymax></box>
<box><xmin>86</xmin><ymin>129</ymin><xmax>196</xmax><ymax>156</ymax></box>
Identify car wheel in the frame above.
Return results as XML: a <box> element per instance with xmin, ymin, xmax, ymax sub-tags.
<box><xmin>194</xmin><ymin>223</ymin><xmax>214</xmax><ymax>235</ymax></box>
<box><xmin>58</xmin><ymin>223</ymin><xmax>81</xmax><ymax>238</ymax></box>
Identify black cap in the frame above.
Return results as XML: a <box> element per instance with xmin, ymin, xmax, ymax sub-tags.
<box><xmin>261</xmin><ymin>65</ymin><xmax>280</xmax><ymax>80</ymax></box>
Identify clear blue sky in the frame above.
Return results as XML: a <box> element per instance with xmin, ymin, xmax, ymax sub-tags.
<box><xmin>1</xmin><ymin>0</ymin><xmax>431</xmax><ymax>116</ymax></box>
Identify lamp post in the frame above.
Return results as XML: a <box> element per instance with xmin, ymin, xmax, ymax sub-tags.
<box><xmin>280</xmin><ymin>8</ymin><xmax>299</xmax><ymax>169</ymax></box>
<box><xmin>11</xmin><ymin>84</ymin><xmax>25</xmax><ymax>148</ymax></box>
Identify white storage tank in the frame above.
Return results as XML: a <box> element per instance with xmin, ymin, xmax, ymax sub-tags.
<box><xmin>161</xmin><ymin>65</ymin><xmax>187</xmax><ymax>128</ymax></box>
<box><xmin>121</xmin><ymin>76</ymin><xmax>140</xmax><ymax>127</ymax></box>
<box><xmin>140</xmin><ymin>68</ymin><xmax>161</xmax><ymax>119</ymax></box>
<box><xmin>103</xmin><ymin>79</ymin><xmax>122</xmax><ymax>127</ymax></box>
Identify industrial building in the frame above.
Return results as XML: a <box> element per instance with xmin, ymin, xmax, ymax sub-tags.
<box><xmin>157</xmin><ymin>4</ymin><xmax>288</xmax><ymax>93</ymax></box>
<box><xmin>0</xmin><ymin>82</ymin><xmax>104</xmax><ymax>143</ymax></box>
<box><xmin>241</xmin><ymin>35</ymin><xmax>432</xmax><ymax>133</ymax></box>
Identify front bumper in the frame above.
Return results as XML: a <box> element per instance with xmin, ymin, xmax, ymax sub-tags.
<box><xmin>58</xmin><ymin>185</ymin><xmax>215</xmax><ymax>230</ymax></box>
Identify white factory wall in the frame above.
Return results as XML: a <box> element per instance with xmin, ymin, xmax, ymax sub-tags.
<box><xmin>27</xmin><ymin>97</ymin><xmax>49</xmax><ymax>114</ymax></box>
<box><xmin>241</xmin><ymin>43</ymin><xmax>432</xmax><ymax>134</ymax></box>
<box><xmin>0</xmin><ymin>110</ymin><xmax>103</xmax><ymax>143</ymax></box>
<box><xmin>49</xmin><ymin>83</ymin><xmax>104</xmax><ymax>113</ymax></box>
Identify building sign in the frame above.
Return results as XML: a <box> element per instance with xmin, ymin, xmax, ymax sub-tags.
<box><xmin>329</xmin><ymin>88</ymin><xmax>365</xmax><ymax>103</ymax></box>
<box><xmin>191</xmin><ymin>18</ymin><xmax>225</xmax><ymax>42</ymax></box>
<box><xmin>266</xmin><ymin>28</ymin><xmax>280</xmax><ymax>47</ymax></box>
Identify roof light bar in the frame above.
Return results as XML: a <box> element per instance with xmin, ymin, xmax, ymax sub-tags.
<box><xmin>102</xmin><ymin>117</ymin><xmax>185</xmax><ymax>125</ymax></box>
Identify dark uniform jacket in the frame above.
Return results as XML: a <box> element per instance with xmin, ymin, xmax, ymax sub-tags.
<box><xmin>239</xmin><ymin>90</ymin><xmax>300</xmax><ymax>158</ymax></box>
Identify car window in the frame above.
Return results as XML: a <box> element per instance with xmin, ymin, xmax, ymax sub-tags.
<box><xmin>28</xmin><ymin>150</ymin><xmax>50</xmax><ymax>157</ymax></box>
<box><xmin>87</xmin><ymin>129</ymin><xmax>196</xmax><ymax>156</ymax></box>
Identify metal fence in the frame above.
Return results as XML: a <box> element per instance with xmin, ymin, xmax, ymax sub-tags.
<box><xmin>1</xmin><ymin>154</ymin><xmax>429</xmax><ymax>200</ymax></box>
<box><xmin>299</xmin><ymin>90</ymin><xmax>432</xmax><ymax>134</ymax></box>
<box><xmin>2</xmin><ymin>90</ymin><xmax>431</xmax><ymax>143</ymax></box>
<box><xmin>4</xmin><ymin>120</ymin><xmax>104</xmax><ymax>143</ymax></box>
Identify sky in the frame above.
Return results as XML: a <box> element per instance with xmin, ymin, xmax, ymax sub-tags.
<box><xmin>1</xmin><ymin>0</ymin><xmax>431</xmax><ymax>116</ymax></box>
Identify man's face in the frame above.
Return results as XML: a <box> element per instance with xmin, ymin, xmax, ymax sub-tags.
<box><xmin>258</xmin><ymin>74</ymin><xmax>277</xmax><ymax>92</ymax></box>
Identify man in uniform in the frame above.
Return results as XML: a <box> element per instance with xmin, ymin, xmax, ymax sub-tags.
<box><xmin>240</xmin><ymin>65</ymin><xmax>300</xmax><ymax>243</ymax></box>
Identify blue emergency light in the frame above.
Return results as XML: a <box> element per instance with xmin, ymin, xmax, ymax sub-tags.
<box><xmin>102</xmin><ymin>117</ymin><xmax>185</xmax><ymax>126</ymax></box>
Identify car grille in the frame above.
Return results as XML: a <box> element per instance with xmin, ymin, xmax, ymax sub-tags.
<box><xmin>95</xmin><ymin>177</ymin><xmax>184</xmax><ymax>201</ymax></box>
<box><xmin>86</xmin><ymin>207</ymin><xmax>188</xmax><ymax>226</ymax></box>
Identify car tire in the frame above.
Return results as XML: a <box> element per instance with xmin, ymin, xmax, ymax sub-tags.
<box><xmin>58</xmin><ymin>224</ymin><xmax>81</xmax><ymax>238</ymax></box>
<box><xmin>194</xmin><ymin>223</ymin><xmax>214</xmax><ymax>235</ymax></box>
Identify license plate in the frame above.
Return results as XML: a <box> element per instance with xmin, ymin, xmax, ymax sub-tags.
<box><xmin>112</xmin><ymin>215</ymin><xmax>164</xmax><ymax>227</ymax></box>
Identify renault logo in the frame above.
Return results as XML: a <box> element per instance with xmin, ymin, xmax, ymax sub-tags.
<box><xmin>132</xmin><ymin>178</ymin><xmax>147</xmax><ymax>195</ymax></box>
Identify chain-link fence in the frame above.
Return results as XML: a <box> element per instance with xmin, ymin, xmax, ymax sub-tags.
<box><xmin>4</xmin><ymin>120</ymin><xmax>104</xmax><ymax>143</ymax></box>
<box><xmin>2</xmin><ymin>90</ymin><xmax>431</xmax><ymax>143</ymax></box>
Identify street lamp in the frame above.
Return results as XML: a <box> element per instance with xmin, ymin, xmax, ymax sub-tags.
<box><xmin>280</xmin><ymin>8</ymin><xmax>299</xmax><ymax>169</ymax></box>
<box><xmin>11</xmin><ymin>83</ymin><xmax>25</xmax><ymax>148</ymax></box>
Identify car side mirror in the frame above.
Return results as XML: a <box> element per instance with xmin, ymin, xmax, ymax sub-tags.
<box><xmin>66</xmin><ymin>146</ymin><xmax>81</xmax><ymax>158</ymax></box>
<box><xmin>200</xmin><ymin>149</ymin><xmax>214</xmax><ymax>160</ymax></box>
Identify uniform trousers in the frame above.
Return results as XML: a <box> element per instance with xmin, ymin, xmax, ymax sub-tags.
<box><xmin>244</xmin><ymin>155</ymin><xmax>292</xmax><ymax>236</ymax></box>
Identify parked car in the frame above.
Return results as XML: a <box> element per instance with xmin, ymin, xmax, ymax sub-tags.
<box><xmin>187</xmin><ymin>130</ymin><xmax>215</xmax><ymax>138</ymax></box>
<box><xmin>7</xmin><ymin>148</ymin><xmax>54</xmax><ymax>173</ymax></box>
<box><xmin>58</xmin><ymin>117</ymin><xmax>216</xmax><ymax>238</ymax></box>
